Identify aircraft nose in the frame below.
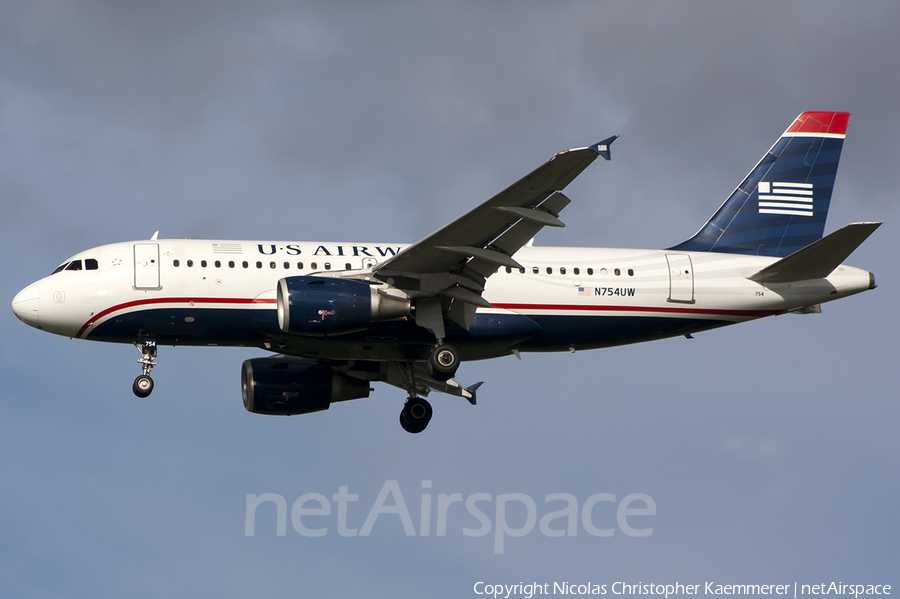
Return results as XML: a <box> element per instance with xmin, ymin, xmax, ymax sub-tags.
<box><xmin>12</xmin><ymin>284</ymin><xmax>40</xmax><ymax>327</ymax></box>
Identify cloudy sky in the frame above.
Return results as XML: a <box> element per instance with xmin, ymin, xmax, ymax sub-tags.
<box><xmin>2</xmin><ymin>2</ymin><xmax>898</xmax><ymax>597</ymax></box>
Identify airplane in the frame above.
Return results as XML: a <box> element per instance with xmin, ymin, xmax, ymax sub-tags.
<box><xmin>12</xmin><ymin>111</ymin><xmax>880</xmax><ymax>433</ymax></box>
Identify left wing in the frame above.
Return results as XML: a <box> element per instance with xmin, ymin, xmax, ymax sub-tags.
<box><xmin>373</xmin><ymin>136</ymin><xmax>617</xmax><ymax>331</ymax></box>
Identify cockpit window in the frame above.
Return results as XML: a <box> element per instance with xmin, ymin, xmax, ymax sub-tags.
<box><xmin>85</xmin><ymin>259</ymin><xmax>98</xmax><ymax>270</ymax></box>
<box><xmin>52</xmin><ymin>262</ymin><xmax>70</xmax><ymax>274</ymax></box>
<box><xmin>65</xmin><ymin>260</ymin><xmax>83</xmax><ymax>271</ymax></box>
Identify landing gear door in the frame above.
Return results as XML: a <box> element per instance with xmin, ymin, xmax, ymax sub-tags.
<box><xmin>665</xmin><ymin>254</ymin><xmax>694</xmax><ymax>303</ymax></box>
<box><xmin>134</xmin><ymin>243</ymin><xmax>161</xmax><ymax>290</ymax></box>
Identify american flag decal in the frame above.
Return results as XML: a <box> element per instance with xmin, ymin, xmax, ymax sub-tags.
<box><xmin>577</xmin><ymin>287</ymin><xmax>592</xmax><ymax>296</ymax></box>
<box><xmin>758</xmin><ymin>181</ymin><xmax>813</xmax><ymax>217</ymax></box>
<box><xmin>212</xmin><ymin>242</ymin><xmax>243</xmax><ymax>254</ymax></box>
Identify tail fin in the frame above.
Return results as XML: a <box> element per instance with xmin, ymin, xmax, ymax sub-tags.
<box><xmin>670</xmin><ymin>111</ymin><xmax>849</xmax><ymax>257</ymax></box>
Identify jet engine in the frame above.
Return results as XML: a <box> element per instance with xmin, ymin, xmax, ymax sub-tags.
<box><xmin>277</xmin><ymin>276</ymin><xmax>410</xmax><ymax>335</ymax></box>
<box><xmin>241</xmin><ymin>356</ymin><xmax>370</xmax><ymax>416</ymax></box>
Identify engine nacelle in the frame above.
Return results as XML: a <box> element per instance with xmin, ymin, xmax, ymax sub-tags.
<box><xmin>277</xmin><ymin>276</ymin><xmax>409</xmax><ymax>335</ymax></box>
<box><xmin>241</xmin><ymin>356</ymin><xmax>370</xmax><ymax>416</ymax></box>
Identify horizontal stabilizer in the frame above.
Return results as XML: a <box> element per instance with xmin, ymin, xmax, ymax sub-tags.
<box><xmin>748</xmin><ymin>222</ymin><xmax>881</xmax><ymax>284</ymax></box>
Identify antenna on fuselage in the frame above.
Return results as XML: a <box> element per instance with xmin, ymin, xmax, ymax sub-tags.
<box><xmin>150</xmin><ymin>231</ymin><xmax>159</xmax><ymax>240</ymax></box>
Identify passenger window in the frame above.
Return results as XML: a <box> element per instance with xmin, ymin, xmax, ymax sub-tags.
<box><xmin>215</xmin><ymin>260</ymin><xmax>221</xmax><ymax>268</ymax></box>
<box><xmin>284</xmin><ymin>262</ymin><xmax>290</xmax><ymax>269</ymax></box>
<box><xmin>311</xmin><ymin>262</ymin><xmax>318</xmax><ymax>270</ymax></box>
<box><xmin>587</xmin><ymin>268</ymin><xmax>593</xmax><ymax>275</ymax></box>
<box><xmin>560</xmin><ymin>267</ymin><xmax>566</xmax><ymax>275</ymax></box>
<box><xmin>201</xmin><ymin>260</ymin><xmax>207</xmax><ymax>268</ymax></box>
<box><xmin>66</xmin><ymin>260</ymin><xmax>83</xmax><ymax>271</ymax></box>
<box><xmin>297</xmin><ymin>262</ymin><xmax>304</xmax><ymax>269</ymax></box>
<box><xmin>519</xmin><ymin>267</ymin><xmax>525</xmax><ymax>274</ymax></box>
<box><xmin>85</xmin><ymin>259</ymin><xmax>98</xmax><ymax>270</ymax></box>
<box><xmin>614</xmin><ymin>268</ymin><xmax>621</xmax><ymax>276</ymax></box>
<box><xmin>532</xmin><ymin>267</ymin><xmax>539</xmax><ymax>274</ymax></box>
<box><xmin>546</xmin><ymin>267</ymin><xmax>552</xmax><ymax>275</ymax></box>
<box><xmin>505</xmin><ymin>267</ymin><xmax>511</xmax><ymax>274</ymax></box>
<box><xmin>345</xmin><ymin>263</ymin><xmax>351</xmax><ymax>270</ymax></box>
<box><xmin>628</xmin><ymin>269</ymin><xmax>634</xmax><ymax>276</ymax></box>
<box><xmin>228</xmin><ymin>261</ymin><xmax>235</xmax><ymax>268</ymax></box>
<box><xmin>187</xmin><ymin>260</ymin><xmax>193</xmax><ymax>267</ymax></box>
<box><xmin>325</xmin><ymin>263</ymin><xmax>331</xmax><ymax>270</ymax></box>
<box><xmin>256</xmin><ymin>261</ymin><xmax>262</xmax><ymax>269</ymax></box>
<box><xmin>242</xmin><ymin>261</ymin><xmax>248</xmax><ymax>268</ymax></box>
<box><xmin>173</xmin><ymin>260</ymin><xmax>180</xmax><ymax>267</ymax></box>
<box><xmin>573</xmin><ymin>267</ymin><xmax>580</xmax><ymax>275</ymax></box>
<box><xmin>270</xmin><ymin>262</ymin><xmax>276</xmax><ymax>269</ymax></box>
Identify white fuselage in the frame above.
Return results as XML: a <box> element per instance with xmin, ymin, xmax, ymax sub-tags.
<box><xmin>12</xmin><ymin>238</ymin><xmax>874</xmax><ymax>361</ymax></box>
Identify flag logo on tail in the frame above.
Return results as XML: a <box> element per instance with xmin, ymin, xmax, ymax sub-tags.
<box><xmin>758</xmin><ymin>181</ymin><xmax>813</xmax><ymax>217</ymax></box>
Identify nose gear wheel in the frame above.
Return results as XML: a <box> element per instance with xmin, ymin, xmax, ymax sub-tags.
<box><xmin>133</xmin><ymin>374</ymin><xmax>154</xmax><ymax>398</ymax></box>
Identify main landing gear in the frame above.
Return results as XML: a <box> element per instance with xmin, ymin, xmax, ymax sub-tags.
<box><xmin>133</xmin><ymin>338</ymin><xmax>157</xmax><ymax>398</ymax></box>
<box><xmin>397</xmin><ymin>360</ymin><xmax>435</xmax><ymax>434</ymax></box>
<box><xmin>400</xmin><ymin>396</ymin><xmax>433</xmax><ymax>434</ymax></box>
<box><xmin>427</xmin><ymin>343</ymin><xmax>459</xmax><ymax>382</ymax></box>
<box><xmin>397</xmin><ymin>343</ymin><xmax>459</xmax><ymax>434</ymax></box>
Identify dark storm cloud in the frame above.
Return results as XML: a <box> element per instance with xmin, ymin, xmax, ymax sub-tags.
<box><xmin>5</xmin><ymin>1</ymin><xmax>897</xmax><ymax>243</ymax></box>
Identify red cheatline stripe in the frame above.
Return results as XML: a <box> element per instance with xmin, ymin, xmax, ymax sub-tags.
<box><xmin>78</xmin><ymin>297</ymin><xmax>784</xmax><ymax>339</ymax></box>
<box><xmin>77</xmin><ymin>296</ymin><xmax>276</xmax><ymax>338</ymax></box>
<box><xmin>785</xmin><ymin>111</ymin><xmax>849</xmax><ymax>135</ymax></box>
<box><xmin>492</xmin><ymin>303</ymin><xmax>785</xmax><ymax>318</ymax></box>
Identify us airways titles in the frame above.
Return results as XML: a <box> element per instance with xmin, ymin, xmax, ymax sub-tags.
<box><xmin>255</xmin><ymin>244</ymin><xmax>403</xmax><ymax>257</ymax></box>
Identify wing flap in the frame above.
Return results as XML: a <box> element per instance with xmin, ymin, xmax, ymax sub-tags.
<box><xmin>494</xmin><ymin>206</ymin><xmax>565</xmax><ymax>227</ymax></box>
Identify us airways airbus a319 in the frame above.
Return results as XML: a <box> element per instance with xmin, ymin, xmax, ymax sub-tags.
<box><xmin>12</xmin><ymin>112</ymin><xmax>879</xmax><ymax>433</ymax></box>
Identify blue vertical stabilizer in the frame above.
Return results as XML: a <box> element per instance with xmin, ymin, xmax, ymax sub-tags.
<box><xmin>670</xmin><ymin>111</ymin><xmax>849</xmax><ymax>257</ymax></box>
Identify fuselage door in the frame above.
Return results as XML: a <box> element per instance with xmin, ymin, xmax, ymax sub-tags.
<box><xmin>665</xmin><ymin>254</ymin><xmax>694</xmax><ymax>303</ymax></box>
<box><xmin>134</xmin><ymin>243</ymin><xmax>161</xmax><ymax>290</ymax></box>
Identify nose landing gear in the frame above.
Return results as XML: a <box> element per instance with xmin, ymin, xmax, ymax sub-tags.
<box><xmin>133</xmin><ymin>374</ymin><xmax>154</xmax><ymax>397</ymax></box>
<box><xmin>133</xmin><ymin>338</ymin><xmax>157</xmax><ymax>398</ymax></box>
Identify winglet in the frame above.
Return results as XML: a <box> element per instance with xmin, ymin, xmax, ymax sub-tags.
<box><xmin>591</xmin><ymin>135</ymin><xmax>618</xmax><ymax>161</ymax></box>
<box><xmin>465</xmin><ymin>381</ymin><xmax>484</xmax><ymax>405</ymax></box>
